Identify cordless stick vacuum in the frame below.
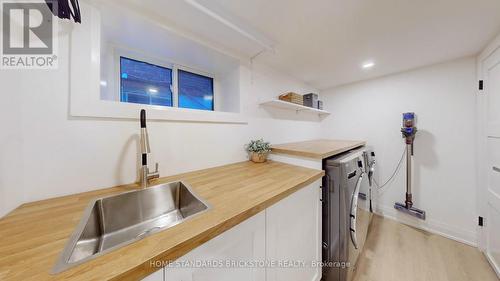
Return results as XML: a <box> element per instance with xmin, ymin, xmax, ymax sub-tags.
<box><xmin>394</xmin><ymin>112</ymin><xmax>426</xmax><ymax>220</ymax></box>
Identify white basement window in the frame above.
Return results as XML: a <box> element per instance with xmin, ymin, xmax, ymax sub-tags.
<box><xmin>119</xmin><ymin>57</ymin><xmax>215</xmax><ymax>111</ymax></box>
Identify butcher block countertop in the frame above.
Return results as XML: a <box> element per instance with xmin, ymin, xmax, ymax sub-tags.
<box><xmin>0</xmin><ymin>161</ymin><xmax>323</xmax><ymax>281</ymax></box>
<box><xmin>271</xmin><ymin>139</ymin><xmax>366</xmax><ymax>159</ymax></box>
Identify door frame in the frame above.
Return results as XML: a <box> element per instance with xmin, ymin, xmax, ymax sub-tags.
<box><xmin>476</xmin><ymin>32</ymin><xmax>500</xmax><ymax>277</ymax></box>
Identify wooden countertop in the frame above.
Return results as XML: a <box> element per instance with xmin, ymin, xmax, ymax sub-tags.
<box><xmin>0</xmin><ymin>161</ymin><xmax>323</xmax><ymax>281</ymax></box>
<box><xmin>271</xmin><ymin>139</ymin><xmax>366</xmax><ymax>159</ymax></box>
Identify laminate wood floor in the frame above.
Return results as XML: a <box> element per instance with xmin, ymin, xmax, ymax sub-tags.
<box><xmin>352</xmin><ymin>215</ymin><xmax>499</xmax><ymax>281</ymax></box>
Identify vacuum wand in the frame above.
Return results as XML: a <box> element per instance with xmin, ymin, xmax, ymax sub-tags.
<box><xmin>405</xmin><ymin>144</ymin><xmax>413</xmax><ymax>208</ymax></box>
<box><xmin>394</xmin><ymin>112</ymin><xmax>426</xmax><ymax>220</ymax></box>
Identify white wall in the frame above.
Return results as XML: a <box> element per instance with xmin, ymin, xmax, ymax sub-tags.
<box><xmin>321</xmin><ymin>57</ymin><xmax>478</xmax><ymax>245</ymax></box>
<box><xmin>0</xmin><ymin>28</ymin><xmax>321</xmax><ymax>217</ymax></box>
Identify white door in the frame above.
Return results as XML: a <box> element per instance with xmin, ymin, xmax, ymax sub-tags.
<box><xmin>265</xmin><ymin>180</ymin><xmax>322</xmax><ymax>281</ymax></box>
<box><xmin>479</xmin><ymin>43</ymin><xmax>500</xmax><ymax>277</ymax></box>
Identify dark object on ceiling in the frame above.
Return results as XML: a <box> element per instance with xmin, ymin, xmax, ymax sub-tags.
<box><xmin>45</xmin><ymin>0</ymin><xmax>81</xmax><ymax>23</ymax></box>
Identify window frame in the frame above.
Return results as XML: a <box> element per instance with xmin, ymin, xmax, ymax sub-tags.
<box><xmin>176</xmin><ymin>66</ymin><xmax>216</xmax><ymax>111</ymax></box>
<box><xmin>114</xmin><ymin>47</ymin><xmax>216</xmax><ymax>111</ymax></box>
<box><xmin>113</xmin><ymin>48</ymin><xmax>174</xmax><ymax>105</ymax></box>
<box><xmin>119</xmin><ymin>56</ymin><xmax>174</xmax><ymax>107</ymax></box>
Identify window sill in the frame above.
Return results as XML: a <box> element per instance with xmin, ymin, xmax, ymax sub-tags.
<box><xmin>71</xmin><ymin>99</ymin><xmax>248</xmax><ymax>124</ymax></box>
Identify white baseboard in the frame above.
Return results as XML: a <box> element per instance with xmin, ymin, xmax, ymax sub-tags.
<box><xmin>486</xmin><ymin>252</ymin><xmax>500</xmax><ymax>278</ymax></box>
<box><xmin>374</xmin><ymin>204</ymin><xmax>477</xmax><ymax>247</ymax></box>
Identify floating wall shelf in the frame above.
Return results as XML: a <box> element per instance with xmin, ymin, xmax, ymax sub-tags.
<box><xmin>260</xmin><ymin>100</ymin><xmax>330</xmax><ymax>116</ymax></box>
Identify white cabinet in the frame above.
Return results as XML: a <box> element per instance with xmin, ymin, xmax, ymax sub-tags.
<box><xmin>143</xmin><ymin>180</ymin><xmax>322</xmax><ymax>281</ymax></box>
<box><xmin>141</xmin><ymin>268</ymin><xmax>164</xmax><ymax>281</ymax></box>
<box><xmin>165</xmin><ymin>211</ymin><xmax>266</xmax><ymax>281</ymax></box>
<box><xmin>265</xmin><ymin>180</ymin><xmax>322</xmax><ymax>281</ymax></box>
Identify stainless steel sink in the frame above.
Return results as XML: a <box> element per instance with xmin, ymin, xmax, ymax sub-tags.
<box><xmin>52</xmin><ymin>181</ymin><xmax>210</xmax><ymax>274</ymax></box>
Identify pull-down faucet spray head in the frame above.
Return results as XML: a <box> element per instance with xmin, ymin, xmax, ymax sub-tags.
<box><xmin>139</xmin><ymin>109</ymin><xmax>159</xmax><ymax>188</ymax></box>
<box><xmin>140</xmin><ymin>109</ymin><xmax>150</xmax><ymax>154</ymax></box>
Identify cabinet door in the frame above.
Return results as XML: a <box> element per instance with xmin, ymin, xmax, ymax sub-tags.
<box><xmin>141</xmin><ymin>268</ymin><xmax>164</xmax><ymax>281</ymax></box>
<box><xmin>165</xmin><ymin>211</ymin><xmax>266</xmax><ymax>281</ymax></box>
<box><xmin>266</xmin><ymin>180</ymin><xmax>322</xmax><ymax>281</ymax></box>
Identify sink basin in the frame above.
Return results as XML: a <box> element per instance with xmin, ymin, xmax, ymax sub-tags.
<box><xmin>52</xmin><ymin>181</ymin><xmax>210</xmax><ymax>274</ymax></box>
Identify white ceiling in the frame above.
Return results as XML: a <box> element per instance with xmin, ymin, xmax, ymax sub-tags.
<box><xmin>112</xmin><ymin>0</ymin><xmax>500</xmax><ymax>90</ymax></box>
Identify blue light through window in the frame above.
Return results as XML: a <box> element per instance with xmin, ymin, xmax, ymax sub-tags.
<box><xmin>178</xmin><ymin>69</ymin><xmax>214</xmax><ymax>111</ymax></box>
<box><xmin>120</xmin><ymin>57</ymin><xmax>173</xmax><ymax>107</ymax></box>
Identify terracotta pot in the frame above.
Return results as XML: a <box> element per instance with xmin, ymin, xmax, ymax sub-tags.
<box><xmin>250</xmin><ymin>152</ymin><xmax>268</xmax><ymax>163</ymax></box>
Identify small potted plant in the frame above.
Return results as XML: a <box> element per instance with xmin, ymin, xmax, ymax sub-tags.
<box><xmin>245</xmin><ymin>139</ymin><xmax>271</xmax><ymax>163</ymax></box>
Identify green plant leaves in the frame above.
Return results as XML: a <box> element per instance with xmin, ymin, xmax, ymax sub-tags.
<box><xmin>245</xmin><ymin>139</ymin><xmax>271</xmax><ymax>154</ymax></box>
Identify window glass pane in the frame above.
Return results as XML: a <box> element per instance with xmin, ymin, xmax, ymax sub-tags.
<box><xmin>120</xmin><ymin>57</ymin><xmax>173</xmax><ymax>107</ymax></box>
<box><xmin>178</xmin><ymin>69</ymin><xmax>214</xmax><ymax>111</ymax></box>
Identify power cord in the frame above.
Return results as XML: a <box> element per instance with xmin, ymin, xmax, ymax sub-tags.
<box><xmin>373</xmin><ymin>146</ymin><xmax>406</xmax><ymax>193</ymax></box>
